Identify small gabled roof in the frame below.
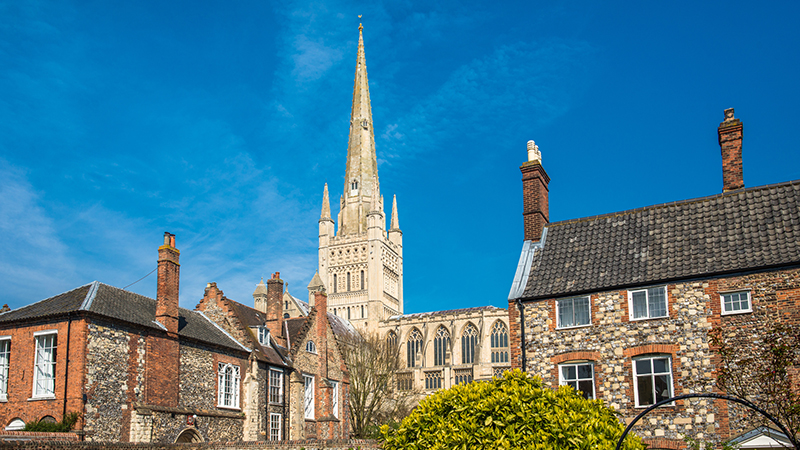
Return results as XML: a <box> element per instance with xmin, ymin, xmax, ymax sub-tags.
<box><xmin>286</xmin><ymin>296</ymin><xmax>356</xmax><ymax>341</ymax></box>
<box><xmin>517</xmin><ymin>180</ymin><xmax>800</xmax><ymax>300</ymax></box>
<box><xmin>287</xmin><ymin>292</ymin><xmax>310</xmax><ymax>316</ymax></box>
<box><xmin>223</xmin><ymin>299</ymin><xmax>290</xmax><ymax>368</ymax></box>
<box><xmin>0</xmin><ymin>282</ymin><xmax>246</xmax><ymax>352</ymax></box>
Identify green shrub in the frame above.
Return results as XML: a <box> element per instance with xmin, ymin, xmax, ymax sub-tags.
<box><xmin>381</xmin><ymin>369</ymin><xmax>645</xmax><ymax>450</ymax></box>
<box><xmin>23</xmin><ymin>412</ymin><xmax>80</xmax><ymax>432</ymax></box>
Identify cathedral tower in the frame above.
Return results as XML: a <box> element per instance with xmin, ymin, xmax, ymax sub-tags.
<box><xmin>314</xmin><ymin>24</ymin><xmax>403</xmax><ymax>332</ymax></box>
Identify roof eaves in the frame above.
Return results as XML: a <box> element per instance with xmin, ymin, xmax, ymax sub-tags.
<box><xmin>195</xmin><ymin>311</ymin><xmax>252</xmax><ymax>353</ymax></box>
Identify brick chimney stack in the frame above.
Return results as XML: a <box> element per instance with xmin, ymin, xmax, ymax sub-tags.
<box><xmin>521</xmin><ymin>140</ymin><xmax>550</xmax><ymax>242</ymax></box>
<box><xmin>718</xmin><ymin>108</ymin><xmax>744</xmax><ymax>192</ymax></box>
<box><xmin>156</xmin><ymin>232</ymin><xmax>180</xmax><ymax>335</ymax></box>
<box><xmin>266</xmin><ymin>272</ymin><xmax>285</xmax><ymax>338</ymax></box>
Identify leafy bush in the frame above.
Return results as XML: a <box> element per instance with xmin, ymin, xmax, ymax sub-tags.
<box><xmin>381</xmin><ymin>369</ymin><xmax>645</xmax><ymax>450</ymax></box>
<box><xmin>23</xmin><ymin>412</ymin><xmax>80</xmax><ymax>432</ymax></box>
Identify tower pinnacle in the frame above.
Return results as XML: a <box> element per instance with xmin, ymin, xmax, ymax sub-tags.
<box><xmin>390</xmin><ymin>194</ymin><xmax>399</xmax><ymax>230</ymax></box>
<box><xmin>320</xmin><ymin>183</ymin><xmax>331</xmax><ymax>220</ymax></box>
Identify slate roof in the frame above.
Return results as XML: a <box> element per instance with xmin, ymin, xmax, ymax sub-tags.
<box><xmin>291</xmin><ymin>297</ymin><xmax>356</xmax><ymax>340</ymax></box>
<box><xmin>518</xmin><ymin>180</ymin><xmax>800</xmax><ymax>300</ymax></box>
<box><xmin>224</xmin><ymin>299</ymin><xmax>289</xmax><ymax>367</ymax></box>
<box><xmin>0</xmin><ymin>282</ymin><xmax>248</xmax><ymax>352</ymax></box>
<box><xmin>386</xmin><ymin>306</ymin><xmax>504</xmax><ymax>321</ymax></box>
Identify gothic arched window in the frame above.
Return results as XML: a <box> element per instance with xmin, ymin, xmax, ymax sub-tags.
<box><xmin>333</xmin><ymin>274</ymin><xmax>337</xmax><ymax>293</ymax></box>
<box><xmin>407</xmin><ymin>329</ymin><xmax>423</xmax><ymax>368</ymax></box>
<box><xmin>347</xmin><ymin>272</ymin><xmax>351</xmax><ymax>291</ymax></box>
<box><xmin>491</xmin><ymin>321</ymin><xmax>509</xmax><ymax>364</ymax></box>
<box><xmin>360</xmin><ymin>270</ymin><xmax>365</xmax><ymax>290</ymax></box>
<box><xmin>347</xmin><ymin>307</ymin><xmax>351</xmax><ymax>320</ymax></box>
<box><xmin>462</xmin><ymin>323</ymin><xmax>478</xmax><ymax>364</ymax></box>
<box><xmin>434</xmin><ymin>326</ymin><xmax>451</xmax><ymax>366</ymax></box>
<box><xmin>386</xmin><ymin>331</ymin><xmax>397</xmax><ymax>349</ymax></box>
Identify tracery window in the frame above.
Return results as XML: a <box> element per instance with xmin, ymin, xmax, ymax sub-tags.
<box><xmin>433</xmin><ymin>326</ymin><xmax>451</xmax><ymax>366</ymax></box>
<box><xmin>461</xmin><ymin>324</ymin><xmax>478</xmax><ymax>364</ymax></box>
<box><xmin>490</xmin><ymin>321</ymin><xmax>509</xmax><ymax>364</ymax></box>
<box><xmin>217</xmin><ymin>363</ymin><xmax>240</xmax><ymax>408</ymax></box>
<box><xmin>407</xmin><ymin>329</ymin><xmax>423</xmax><ymax>368</ymax></box>
<box><xmin>386</xmin><ymin>331</ymin><xmax>397</xmax><ymax>349</ymax></box>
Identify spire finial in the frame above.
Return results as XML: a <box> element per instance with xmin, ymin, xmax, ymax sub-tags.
<box><xmin>390</xmin><ymin>194</ymin><xmax>399</xmax><ymax>230</ymax></box>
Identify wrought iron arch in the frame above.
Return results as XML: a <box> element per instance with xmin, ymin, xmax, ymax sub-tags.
<box><xmin>614</xmin><ymin>393</ymin><xmax>799</xmax><ymax>450</ymax></box>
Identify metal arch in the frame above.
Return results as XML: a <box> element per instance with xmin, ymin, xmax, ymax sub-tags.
<box><xmin>614</xmin><ymin>393</ymin><xmax>798</xmax><ymax>450</ymax></box>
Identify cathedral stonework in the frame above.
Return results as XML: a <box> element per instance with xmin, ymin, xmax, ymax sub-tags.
<box><xmin>304</xmin><ymin>24</ymin><xmax>509</xmax><ymax>391</ymax></box>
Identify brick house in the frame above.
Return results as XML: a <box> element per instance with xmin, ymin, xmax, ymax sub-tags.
<box><xmin>0</xmin><ymin>233</ymin><xmax>262</xmax><ymax>443</ymax></box>
<box><xmin>508</xmin><ymin>109</ymin><xmax>800</xmax><ymax>448</ymax></box>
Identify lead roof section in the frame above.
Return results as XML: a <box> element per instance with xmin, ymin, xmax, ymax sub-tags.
<box><xmin>521</xmin><ymin>180</ymin><xmax>800</xmax><ymax>300</ymax></box>
<box><xmin>0</xmin><ymin>282</ymin><xmax>247</xmax><ymax>352</ymax></box>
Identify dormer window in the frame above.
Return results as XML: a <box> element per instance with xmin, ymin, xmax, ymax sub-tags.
<box><xmin>258</xmin><ymin>326</ymin><xmax>270</xmax><ymax>346</ymax></box>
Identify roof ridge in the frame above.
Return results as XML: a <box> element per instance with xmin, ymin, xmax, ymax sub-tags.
<box><xmin>79</xmin><ymin>281</ymin><xmax>101</xmax><ymax>310</ymax></box>
<box><xmin>546</xmin><ymin>179</ymin><xmax>800</xmax><ymax>228</ymax></box>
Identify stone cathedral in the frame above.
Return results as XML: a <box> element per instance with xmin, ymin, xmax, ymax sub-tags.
<box><xmin>278</xmin><ymin>25</ymin><xmax>511</xmax><ymax>392</ymax></box>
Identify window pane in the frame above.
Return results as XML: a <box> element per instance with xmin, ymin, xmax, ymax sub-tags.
<box><xmin>567</xmin><ymin>381</ymin><xmax>577</xmax><ymax>390</ymax></box>
<box><xmin>577</xmin><ymin>364</ymin><xmax>592</xmax><ymax>379</ymax></box>
<box><xmin>562</xmin><ymin>365</ymin><xmax>576</xmax><ymax>380</ymax></box>
<box><xmin>574</xmin><ymin>297</ymin><xmax>590</xmax><ymax>326</ymax></box>
<box><xmin>637</xmin><ymin>375</ymin><xmax>654</xmax><ymax>406</ymax></box>
<box><xmin>578</xmin><ymin>380</ymin><xmax>594</xmax><ymax>399</ymax></box>
<box><xmin>632</xmin><ymin>291</ymin><xmax>647</xmax><ymax>318</ymax></box>
<box><xmin>652</xmin><ymin>358</ymin><xmax>668</xmax><ymax>374</ymax></box>
<box><xmin>654</xmin><ymin>375</ymin><xmax>671</xmax><ymax>402</ymax></box>
<box><xmin>559</xmin><ymin>300</ymin><xmax>574</xmax><ymax>327</ymax></box>
<box><xmin>648</xmin><ymin>287</ymin><xmax>667</xmax><ymax>317</ymax></box>
<box><xmin>635</xmin><ymin>359</ymin><xmax>651</xmax><ymax>374</ymax></box>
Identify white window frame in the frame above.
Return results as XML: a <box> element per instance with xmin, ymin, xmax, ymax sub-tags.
<box><xmin>269</xmin><ymin>413</ymin><xmax>282</xmax><ymax>441</ymax></box>
<box><xmin>258</xmin><ymin>326</ymin><xmax>270</xmax><ymax>346</ymax></box>
<box><xmin>0</xmin><ymin>336</ymin><xmax>10</xmax><ymax>401</ymax></box>
<box><xmin>32</xmin><ymin>331</ymin><xmax>57</xmax><ymax>399</ymax></box>
<box><xmin>303</xmin><ymin>374</ymin><xmax>315</xmax><ymax>420</ymax></box>
<box><xmin>217</xmin><ymin>362</ymin><xmax>240</xmax><ymax>409</ymax></box>
<box><xmin>306</xmin><ymin>340</ymin><xmax>317</xmax><ymax>354</ymax></box>
<box><xmin>330</xmin><ymin>380</ymin><xmax>339</xmax><ymax>418</ymax></box>
<box><xmin>628</xmin><ymin>286</ymin><xmax>669</xmax><ymax>321</ymax></box>
<box><xmin>721</xmin><ymin>290</ymin><xmax>752</xmax><ymax>315</ymax></box>
<box><xmin>269</xmin><ymin>369</ymin><xmax>283</xmax><ymax>404</ymax></box>
<box><xmin>632</xmin><ymin>355</ymin><xmax>674</xmax><ymax>408</ymax></box>
<box><xmin>556</xmin><ymin>296</ymin><xmax>591</xmax><ymax>329</ymax></box>
<box><xmin>558</xmin><ymin>362</ymin><xmax>595</xmax><ymax>399</ymax></box>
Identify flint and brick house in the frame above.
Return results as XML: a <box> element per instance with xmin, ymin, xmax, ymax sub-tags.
<box><xmin>0</xmin><ymin>233</ymin><xmax>259</xmax><ymax>443</ymax></box>
<box><xmin>508</xmin><ymin>109</ymin><xmax>800</xmax><ymax>448</ymax></box>
<box><xmin>196</xmin><ymin>273</ymin><xmax>353</xmax><ymax>441</ymax></box>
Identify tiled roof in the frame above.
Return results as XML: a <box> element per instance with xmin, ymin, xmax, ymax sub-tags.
<box><xmin>292</xmin><ymin>296</ymin><xmax>310</xmax><ymax>315</ymax></box>
<box><xmin>0</xmin><ymin>282</ymin><xmax>247</xmax><ymax>352</ymax></box>
<box><xmin>520</xmin><ymin>180</ymin><xmax>800</xmax><ymax>300</ymax></box>
<box><xmin>224</xmin><ymin>299</ymin><xmax>289</xmax><ymax>367</ymax></box>
<box><xmin>386</xmin><ymin>306</ymin><xmax>504</xmax><ymax>321</ymax></box>
<box><xmin>290</xmin><ymin>297</ymin><xmax>356</xmax><ymax>340</ymax></box>
<box><xmin>285</xmin><ymin>317</ymin><xmax>307</xmax><ymax>349</ymax></box>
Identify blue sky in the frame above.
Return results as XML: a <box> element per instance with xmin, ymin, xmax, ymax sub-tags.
<box><xmin>2</xmin><ymin>1</ymin><xmax>799</xmax><ymax>313</ymax></box>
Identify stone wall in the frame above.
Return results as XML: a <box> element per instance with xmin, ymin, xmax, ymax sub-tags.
<box><xmin>517</xmin><ymin>267</ymin><xmax>800</xmax><ymax>446</ymax></box>
<box><xmin>84</xmin><ymin>320</ymin><xmax>145</xmax><ymax>442</ymax></box>
<box><xmin>0</xmin><ymin>439</ymin><xmax>380</xmax><ymax>450</ymax></box>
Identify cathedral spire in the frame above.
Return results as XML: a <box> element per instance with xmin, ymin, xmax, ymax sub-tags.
<box><xmin>390</xmin><ymin>194</ymin><xmax>399</xmax><ymax>230</ymax></box>
<box><xmin>320</xmin><ymin>183</ymin><xmax>331</xmax><ymax>220</ymax></box>
<box><xmin>340</xmin><ymin>24</ymin><xmax>379</xmax><ymax>235</ymax></box>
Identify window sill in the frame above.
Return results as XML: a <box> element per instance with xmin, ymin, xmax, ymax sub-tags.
<box><xmin>304</xmin><ymin>418</ymin><xmax>316</xmax><ymax>423</ymax></box>
<box><xmin>629</xmin><ymin>315</ymin><xmax>669</xmax><ymax>322</ymax></box>
<box><xmin>721</xmin><ymin>309</ymin><xmax>752</xmax><ymax>316</ymax></box>
<box><xmin>556</xmin><ymin>323</ymin><xmax>592</xmax><ymax>330</ymax></box>
<box><xmin>216</xmin><ymin>405</ymin><xmax>241</xmax><ymax>411</ymax></box>
<box><xmin>269</xmin><ymin>402</ymin><xmax>284</xmax><ymax>406</ymax></box>
<box><xmin>634</xmin><ymin>403</ymin><xmax>676</xmax><ymax>409</ymax></box>
<box><xmin>28</xmin><ymin>396</ymin><xmax>56</xmax><ymax>401</ymax></box>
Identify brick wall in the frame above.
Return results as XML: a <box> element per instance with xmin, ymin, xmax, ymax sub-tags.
<box><xmin>0</xmin><ymin>317</ymin><xmax>88</xmax><ymax>431</ymax></box>
<box><xmin>520</xmin><ymin>161</ymin><xmax>549</xmax><ymax>242</ymax></box>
